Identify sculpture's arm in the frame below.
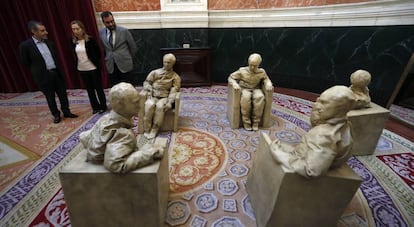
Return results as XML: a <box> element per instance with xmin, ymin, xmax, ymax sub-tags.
<box><xmin>294</xmin><ymin>132</ymin><xmax>337</xmax><ymax>178</ymax></box>
<box><xmin>262</xmin><ymin>70</ymin><xmax>273</xmax><ymax>91</ymax></box>
<box><xmin>168</xmin><ymin>75</ymin><xmax>181</xmax><ymax>104</ymax></box>
<box><xmin>143</xmin><ymin>71</ymin><xmax>155</xmax><ymax>97</ymax></box>
<box><xmin>81</xmin><ymin>123</ymin><xmax>115</xmax><ymax>163</ymax></box>
<box><xmin>122</xmin><ymin>143</ymin><xmax>163</xmax><ymax>173</ymax></box>
<box><xmin>270</xmin><ymin>139</ymin><xmax>296</xmax><ymax>172</ymax></box>
<box><xmin>270</xmin><ymin>128</ymin><xmax>338</xmax><ymax>178</ymax></box>
<box><xmin>103</xmin><ymin>128</ymin><xmax>140</xmax><ymax>173</ymax></box>
<box><xmin>103</xmin><ymin>127</ymin><xmax>163</xmax><ymax>173</ymax></box>
<box><xmin>228</xmin><ymin>70</ymin><xmax>241</xmax><ymax>90</ymax></box>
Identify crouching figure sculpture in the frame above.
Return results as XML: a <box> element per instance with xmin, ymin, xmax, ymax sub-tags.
<box><xmin>80</xmin><ymin>82</ymin><xmax>164</xmax><ymax>173</ymax></box>
<box><xmin>270</xmin><ymin>85</ymin><xmax>356</xmax><ymax>177</ymax></box>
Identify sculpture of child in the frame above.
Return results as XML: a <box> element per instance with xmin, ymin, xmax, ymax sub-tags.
<box><xmin>349</xmin><ymin>69</ymin><xmax>371</xmax><ymax>109</ymax></box>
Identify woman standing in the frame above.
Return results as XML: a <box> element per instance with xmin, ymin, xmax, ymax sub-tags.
<box><xmin>71</xmin><ymin>20</ymin><xmax>107</xmax><ymax>114</ymax></box>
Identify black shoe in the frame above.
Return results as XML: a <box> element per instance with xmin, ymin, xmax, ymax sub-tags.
<box><xmin>53</xmin><ymin>115</ymin><xmax>61</xmax><ymax>124</ymax></box>
<box><xmin>63</xmin><ymin>113</ymin><xmax>78</xmax><ymax>118</ymax></box>
<box><xmin>92</xmin><ymin>109</ymin><xmax>99</xmax><ymax>114</ymax></box>
<box><xmin>98</xmin><ymin>109</ymin><xmax>106</xmax><ymax>114</ymax></box>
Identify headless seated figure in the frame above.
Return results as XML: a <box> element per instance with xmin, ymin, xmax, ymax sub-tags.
<box><xmin>142</xmin><ymin>53</ymin><xmax>181</xmax><ymax>139</ymax></box>
<box><xmin>349</xmin><ymin>69</ymin><xmax>371</xmax><ymax>109</ymax></box>
<box><xmin>270</xmin><ymin>85</ymin><xmax>356</xmax><ymax>178</ymax></box>
<box><xmin>228</xmin><ymin>53</ymin><xmax>273</xmax><ymax>131</ymax></box>
<box><xmin>80</xmin><ymin>82</ymin><xmax>163</xmax><ymax>173</ymax></box>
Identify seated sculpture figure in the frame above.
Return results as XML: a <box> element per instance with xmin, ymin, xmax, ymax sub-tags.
<box><xmin>79</xmin><ymin>82</ymin><xmax>163</xmax><ymax>173</ymax></box>
<box><xmin>141</xmin><ymin>53</ymin><xmax>181</xmax><ymax>139</ymax></box>
<box><xmin>349</xmin><ymin>69</ymin><xmax>371</xmax><ymax>109</ymax></box>
<box><xmin>228</xmin><ymin>53</ymin><xmax>273</xmax><ymax>131</ymax></box>
<box><xmin>270</xmin><ymin>85</ymin><xmax>356</xmax><ymax>178</ymax></box>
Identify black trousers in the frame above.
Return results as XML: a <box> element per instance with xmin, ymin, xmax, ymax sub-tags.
<box><xmin>40</xmin><ymin>70</ymin><xmax>70</xmax><ymax>116</ymax></box>
<box><xmin>79</xmin><ymin>69</ymin><xmax>107</xmax><ymax>111</ymax></box>
<box><xmin>109</xmin><ymin>63</ymin><xmax>132</xmax><ymax>86</ymax></box>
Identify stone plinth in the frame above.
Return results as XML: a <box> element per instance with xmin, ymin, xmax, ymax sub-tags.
<box><xmin>246</xmin><ymin>133</ymin><xmax>362</xmax><ymax>227</ymax></box>
<box><xmin>59</xmin><ymin>139</ymin><xmax>169</xmax><ymax>227</ymax></box>
<box><xmin>347</xmin><ymin>102</ymin><xmax>390</xmax><ymax>156</ymax></box>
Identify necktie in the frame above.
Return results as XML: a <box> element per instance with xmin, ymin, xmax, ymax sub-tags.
<box><xmin>108</xmin><ymin>30</ymin><xmax>113</xmax><ymax>47</ymax></box>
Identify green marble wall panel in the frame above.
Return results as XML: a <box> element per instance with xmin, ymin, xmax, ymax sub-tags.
<box><xmin>130</xmin><ymin>26</ymin><xmax>414</xmax><ymax>106</ymax></box>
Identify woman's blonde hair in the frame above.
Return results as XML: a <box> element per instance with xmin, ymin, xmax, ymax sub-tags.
<box><xmin>70</xmin><ymin>20</ymin><xmax>90</xmax><ymax>43</ymax></box>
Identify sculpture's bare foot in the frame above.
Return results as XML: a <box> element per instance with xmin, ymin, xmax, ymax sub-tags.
<box><xmin>243</xmin><ymin>123</ymin><xmax>252</xmax><ymax>131</ymax></box>
<box><xmin>252</xmin><ymin>123</ymin><xmax>259</xmax><ymax>131</ymax></box>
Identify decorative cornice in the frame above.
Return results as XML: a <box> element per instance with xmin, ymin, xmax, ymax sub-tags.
<box><xmin>95</xmin><ymin>0</ymin><xmax>414</xmax><ymax>29</ymax></box>
<box><xmin>160</xmin><ymin>0</ymin><xmax>207</xmax><ymax>12</ymax></box>
<box><xmin>209</xmin><ymin>0</ymin><xmax>414</xmax><ymax>28</ymax></box>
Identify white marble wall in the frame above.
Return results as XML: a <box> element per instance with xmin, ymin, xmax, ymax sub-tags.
<box><xmin>95</xmin><ymin>0</ymin><xmax>414</xmax><ymax>29</ymax></box>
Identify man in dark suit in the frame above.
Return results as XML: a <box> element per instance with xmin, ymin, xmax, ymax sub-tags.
<box><xmin>99</xmin><ymin>11</ymin><xmax>137</xmax><ymax>86</ymax></box>
<box><xmin>19</xmin><ymin>20</ymin><xmax>78</xmax><ymax>123</ymax></box>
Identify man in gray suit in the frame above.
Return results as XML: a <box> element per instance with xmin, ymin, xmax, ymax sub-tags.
<box><xmin>99</xmin><ymin>11</ymin><xmax>137</xmax><ymax>86</ymax></box>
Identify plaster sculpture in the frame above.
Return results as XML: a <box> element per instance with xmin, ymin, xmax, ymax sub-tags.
<box><xmin>349</xmin><ymin>69</ymin><xmax>371</xmax><ymax>109</ymax></box>
<box><xmin>141</xmin><ymin>53</ymin><xmax>181</xmax><ymax>139</ymax></box>
<box><xmin>228</xmin><ymin>53</ymin><xmax>273</xmax><ymax>131</ymax></box>
<box><xmin>347</xmin><ymin>69</ymin><xmax>389</xmax><ymax>156</ymax></box>
<box><xmin>246</xmin><ymin>132</ymin><xmax>362</xmax><ymax>227</ymax></box>
<box><xmin>79</xmin><ymin>82</ymin><xmax>164</xmax><ymax>173</ymax></box>
<box><xmin>270</xmin><ymin>85</ymin><xmax>356</xmax><ymax>178</ymax></box>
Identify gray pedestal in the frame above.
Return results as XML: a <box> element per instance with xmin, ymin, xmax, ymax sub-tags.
<box><xmin>59</xmin><ymin>143</ymin><xmax>169</xmax><ymax>227</ymax></box>
<box><xmin>347</xmin><ymin>102</ymin><xmax>390</xmax><ymax>156</ymax></box>
<box><xmin>246</xmin><ymin>133</ymin><xmax>362</xmax><ymax>227</ymax></box>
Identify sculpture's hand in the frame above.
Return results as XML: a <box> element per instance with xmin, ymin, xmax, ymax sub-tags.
<box><xmin>143</xmin><ymin>89</ymin><xmax>152</xmax><ymax>100</ymax></box>
<box><xmin>266</xmin><ymin>85</ymin><xmax>273</xmax><ymax>92</ymax></box>
<box><xmin>271</xmin><ymin>139</ymin><xmax>282</xmax><ymax>150</ymax></box>
<box><xmin>233</xmin><ymin>83</ymin><xmax>241</xmax><ymax>91</ymax></box>
<box><xmin>145</xmin><ymin>88</ymin><xmax>152</xmax><ymax>97</ymax></box>
<box><xmin>164</xmin><ymin>102</ymin><xmax>172</xmax><ymax>111</ymax></box>
<box><xmin>270</xmin><ymin>139</ymin><xmax>294</xmax><ymax>171</ymax></box>
<box><xmin>153</xmin><ymin>147</ymin><xmax>164</xmax><ymax>160</ymax></box>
